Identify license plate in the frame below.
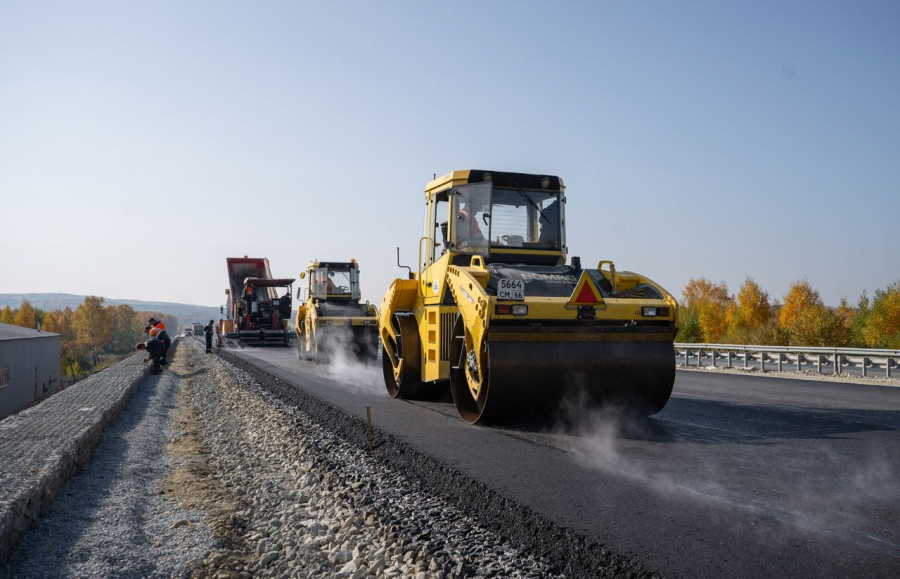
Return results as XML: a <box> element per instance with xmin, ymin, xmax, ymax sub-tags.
<box><xmin>498</xmin><ymin>279</ymin><xmax>525</xmax><ymax>300</ymax></box>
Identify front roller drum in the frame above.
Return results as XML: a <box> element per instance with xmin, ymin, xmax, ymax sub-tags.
<box><xmin>382</xmin><ymin>314</ymin><xmax>426</xmax><ymax>399</ymax></box>
<box><xmin>450</xmin><ymin>330</ymin><xmax>676</xmax><ymax>424</ymax></box>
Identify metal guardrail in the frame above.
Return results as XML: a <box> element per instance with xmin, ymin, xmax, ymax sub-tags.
<box><xmin>675</xmin><ymin>343</ymin><xmax>900</xmax><ymax>378</ymax></box>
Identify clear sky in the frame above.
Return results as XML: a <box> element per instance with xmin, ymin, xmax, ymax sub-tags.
<box><xmin>1</xmin><ymin>1</ymin><xmax>897</xmax><ymax>307</ymax></box>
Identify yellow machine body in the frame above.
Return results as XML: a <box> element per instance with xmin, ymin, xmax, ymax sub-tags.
<box><xmin>294</xmin><ymin>259</ymin><xmax>378</xmax><ymax>362</ymax></box>
<box><xmin>379</xmin><ymin>170</ymin><xmax>678</xmax><ymax>424</ymax></box>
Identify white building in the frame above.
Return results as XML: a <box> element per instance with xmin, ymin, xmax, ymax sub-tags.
<box><xmin>0</xmin><ymin>323</ymin><xmax>62</xmax><ymax>420</ymax></box>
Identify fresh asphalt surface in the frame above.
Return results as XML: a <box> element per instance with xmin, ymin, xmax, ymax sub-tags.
<box><xmin>228</xmin><ymin>345</ymin><xmax>900</xmax><ymax>578</ymax></box>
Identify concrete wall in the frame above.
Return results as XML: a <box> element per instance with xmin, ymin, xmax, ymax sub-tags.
<box><xmin>0</xmin><ymin>336</ymin><xmax>62</xmax><ymax>420</ymax></box>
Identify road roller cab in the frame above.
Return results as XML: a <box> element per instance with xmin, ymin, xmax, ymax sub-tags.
<box><xmin>379</xmin><ymin>170</ymin><xmax>679</xmax><ymax>424</ymax></box>
<box><xmin>294</xmin><ymin>260</ymin><xmax>379</xmax><ymax>362</ymax></box>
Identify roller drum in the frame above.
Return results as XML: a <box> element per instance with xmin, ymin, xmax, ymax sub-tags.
<box><xmin>452</xmin><ymin>337</ymin><xmax>675</xmax><ymax>424</ymax></box>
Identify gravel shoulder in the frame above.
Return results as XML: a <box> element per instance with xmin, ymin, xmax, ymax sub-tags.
<box><xmin>179</xmin><ymin>338</ymin><xmax>580</xmax><ymax>579</ymax></box>
<box><xmin>0</xmin><ymin>342</ymin><xmax>216</xmax><ymax>578</ymax></box>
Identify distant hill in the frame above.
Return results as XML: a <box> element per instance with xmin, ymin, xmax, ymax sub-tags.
<box><xmin>0</xmin><ymin>293</ymin><xmax>221</xmax><ymax>327</ymax></box>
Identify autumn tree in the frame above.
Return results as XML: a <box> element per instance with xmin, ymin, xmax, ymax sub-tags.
<box><xmin>726</xmin><ymin>278</ymin><xmax>774</xmax><ymax>344</ymax></box>
<box><xmin>828</xmin><ymin>297</ymin><xmax>855</xmax><ymax>347</ymax></box>
<box><xmin>74</xmin><ymin>296</ymin><xmax>112</xmax><ymax>366</ymax></box>
<box><xmin>864</xmin><ymin>282</ymin><xmax>900</xmax><ymax>348</ymax></box>
<box><xmin>45</xmin><ymin>307</ymin><xmax>78</xmax><ymax>351</ymax></box>
<box><xmin>682</xmin><ymin>278</ymin><xmax>732</xmax><ymax>342</ymax></box>
<box><xmin>13</xmin><ymin>300</ymin><xmax>37</xmax><ymax>329</ymax></box>
<box><xmin>108</xmin><ymin>304</ymin><xmax>143</xmax><ymax>352</ymax></box>
<box><xmin>0</xmin><ymin>305</ymin><xmax>14</xmax><ymax>325</ymax></box>
<box><xmin>776</xmin><ymin>280</ymin><xmax>852</xmax><ymax>346</ymax></box>
<box><xmin>778</xmin><ymin>280</ymin><xmax>822</xmax><ymax>345</ymax></box>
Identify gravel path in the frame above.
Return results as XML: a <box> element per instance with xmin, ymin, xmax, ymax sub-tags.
<box><xmin>0</xmin><ymin>344</ymin><xmax>215</xmax><ymax>578</ymax></box>
<box><xmin>181</xmin><ymin>338</ymin><xmax>564</xmax><ymax>579</ymax></box>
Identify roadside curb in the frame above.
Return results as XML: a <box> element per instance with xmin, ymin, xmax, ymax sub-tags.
<box><xmin>0</xmin><ymin>342</ymin><xmax>175</xmax><ymax>560</ymax></box>
<box><xmin>218</xmin><ymin>349</ymin><xmax>658</xmax><ymax>579</ymax></box>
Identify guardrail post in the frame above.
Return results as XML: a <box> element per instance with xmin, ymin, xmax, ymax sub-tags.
<box><xmin>862</xmin><ymin>356</ymin><xmax>869</xmax><ymax>377</ymax></box>
<box><xmin>888</xmin><ymin>357</ymin><xmax>894</xmax><ymax>379</ymax></box>
<box><xmin>760</xmin><ymin>352</ymin><xmax>766</xmax><ymax>372</ymax></box>
<box><xmin>684</xmin><ymin>348</ymin><xmax>689</xmax><ymax>366</ymax></box>
<box><xmin>743</xmin><ymin>350</ymin><xmax>749</xmax><ymax>368</ymax></box>
<box><xmin>817</xmin><ymin>355</ymin><xmax>823</xmax><ymax>374</ymax></box>
<box><xmin>837</xmin><ymin>354</ymin><xmax>843</xmax><ymax>375</ymax></box>
<box><xmin>698</xmin><ymin>348</ymin><xmax>703</xmax><ymax>367</ymax></box>
<box><xmin>711</xmin><ymin>350</ymin><xmax>716</xmax><ymax>368</ymax></box>
<box><xmin>833</xmin><ymin>352</ymin><xmax>838</xmax><ymax>375</ymax></box>
<box><xmin>727</xmin><ymin>351</ymin><xmax>733</xmax><ymax>368</ymax></box>
<box><xmin>797</xmin><ymin>353</ymin><xmax>803</xmax><ymax>372</ymax></box>
<box><xmin>777</xmin><ymin>353</ymin><xmax>783</xmax><ymax>372</ymax></box>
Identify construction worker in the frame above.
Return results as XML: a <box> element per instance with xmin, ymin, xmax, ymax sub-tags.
<box><xmin>458</xmin><ymin>201</ymin><xmax>487</xmax><ymax>248</ymax></box>
<box><xmin>136</xmin><ymin>338</ymin><xmax>166</xmax><ymax>374</ymax></box>
<box><xmin>149</xmin><ymin>326</ymin><xmax>171</xmax><ymax>366</ymax></box>
<box><xmin>204</xmin><ymin>320</ymin><xmax>214</xmax><ymax>353</ymax></box>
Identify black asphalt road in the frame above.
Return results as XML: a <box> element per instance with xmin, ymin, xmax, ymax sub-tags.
<box><xmin>228</xmin><ymin>346</ymin><xmax>900</xmax><ymax>578</ymax></box>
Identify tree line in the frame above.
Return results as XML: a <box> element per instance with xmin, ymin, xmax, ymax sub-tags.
<box><xmin>677</xmin><ymin>278</ymin><xmax>900</xmax><ymax>349</ymax></box>
<box><xmin>0</xmin><ymin>297</ymin><xmax>179</xmax><ymax>376</ymax></box>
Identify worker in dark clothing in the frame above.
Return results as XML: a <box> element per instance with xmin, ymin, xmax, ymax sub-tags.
<box><xmin>204</xmin><ymin>320</ymin><xmax>215</xmax><ymax>353</ymax></box>
<box><xmin>149</xmin><ymin>327</ymin><xmax>171</xmax><ymax>366</ymax></box>
<box><xmin>136</xmin><ymin>339</ymin><xmax>166</xmax><ymax>374</ymax></box>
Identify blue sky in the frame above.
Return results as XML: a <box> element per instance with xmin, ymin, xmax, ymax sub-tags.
<box><xmin>1</xmin><ymin>1</ymin><xmax>897</xmax><ymax>307</ymax></box>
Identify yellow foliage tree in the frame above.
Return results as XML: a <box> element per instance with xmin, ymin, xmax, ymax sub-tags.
<box><xmin>736</xmin><ymin>278</ymin><xmax>771</xmax><ymax>330</ymax></box>
<box><xmin>682</xmin><ymin>278</ymin><xmax>732</xmax><ymax>342</ymax></box>
<box><xmin>13</xmin><ymin>300</ymin><xmax>37</xmax><ymax>329</ymax></box>
<box><xmin>777</xmin><ymin>280</ymin><xmax>847</xmax><ymax>346</ymax></box>
<box><xmin>865</xmin><ymin>282</ymin><xmax>900</xmax><ymax>348</ymax></box>
<box><xmin>0</xmin><ymin>305</ymin><xmax>14</xmax><ymax>325</ymax></box>
<box><xmin>74</xmin><ymin>296</ymin><xmax>112</xmax><ymax>365</ymax></box>
<box><xmin>726</xmin><ymin>278</ymin><xmax>775</xmax><ymax>343</ymax></box>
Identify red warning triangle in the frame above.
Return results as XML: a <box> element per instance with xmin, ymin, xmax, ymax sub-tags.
<box><xmin>567</xmin><ymin>271</ymin><xmax>605</xmax><ymax>307</ymax></box>
<box><xmin>575</xmin><ymin>283</ymin><xmax>599</xmax><ymax>304</ymax></box>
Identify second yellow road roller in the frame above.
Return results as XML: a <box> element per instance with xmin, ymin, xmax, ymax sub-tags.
<box><xmin>378</xmin><ymin>170</ymin><xmax>678</xmax><ymax>424</ymax></box>
<box><xmin>295</xmin><ymin>259</ymin><xmax>379</xmax><ymax>362</ymax></box>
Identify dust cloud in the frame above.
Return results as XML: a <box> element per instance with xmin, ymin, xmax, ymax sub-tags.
<box><xmin>294</xmin><ymin>326</ymin><xmax>384</xmax><ymax>395</ymax></box>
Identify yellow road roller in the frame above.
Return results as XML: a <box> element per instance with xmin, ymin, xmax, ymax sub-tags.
<box><xmin>295</xmin><ymin>260</ymin><xmax>379</xmax><ymax>362</ymax></box>
<box><xmin>378</xmin><ymin>170</ymin><xmax>678</xmax><ymax>424</ymax></box>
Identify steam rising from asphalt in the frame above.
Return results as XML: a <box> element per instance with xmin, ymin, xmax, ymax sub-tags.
<box><xmin>556</xmin><ymin>389</ymin><xmax>900</xmax><ymax>557</ymax></box>
<box><xmin>295</xmin><ymin>326</ymin><xmax>383</xmax><ymax>394</ymax></box>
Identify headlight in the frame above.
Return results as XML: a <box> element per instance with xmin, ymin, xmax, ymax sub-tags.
<box><xmin>642</xmin><ymin>306</ymin><xmax>670</xmax><ymax>317</ymax></box>
<box><xmin>495</xmin><ymin>304</ymin><xmax>528</xmax><ymax>316</ymax></box>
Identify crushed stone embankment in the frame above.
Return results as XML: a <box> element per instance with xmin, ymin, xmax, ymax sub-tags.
<box><xmin>181</xmin><ymin>338</ymin><xmax>566</xmax><ymax>579</ymax></box>
<box><xmin>0</xmin><ymin>342</ymin><xmax>216</xmax><ymax>578</ymax></box>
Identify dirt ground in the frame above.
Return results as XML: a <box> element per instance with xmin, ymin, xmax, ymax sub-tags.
<box><xmin>161</xmin><ymin>352</ymin><xmax>253</xmax><ymax>579</ymax></box>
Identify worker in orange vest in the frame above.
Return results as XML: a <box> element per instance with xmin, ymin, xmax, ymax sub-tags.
<box><xmin>147</xmin><ymin>319</ymin><xmax>171</xmax><ymax>366</ymax></box>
